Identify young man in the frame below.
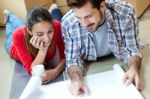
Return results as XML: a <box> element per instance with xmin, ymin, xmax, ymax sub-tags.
<box><xmin>62</xmin><ymin>0</ymin><xmax>143</xmax><ymax>96</ymax></box>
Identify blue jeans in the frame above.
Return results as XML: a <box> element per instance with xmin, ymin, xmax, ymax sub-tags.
<box><xmin>5</xmin><ymin>7</ymin><xmax>63</xmax><ymax>54</ymax></box>
<box><xmin>51</xmin><ymin>8</ymin><xmax>63</xmax><ymax>22</ymax></box>
<box><xmin>5</xmin><ymin>12</ymin><xmax>25</xmax><ymax>54</ymax></box>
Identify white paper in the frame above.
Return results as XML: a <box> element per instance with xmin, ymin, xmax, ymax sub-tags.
<box><xmin>34</xmin><ymin>64</ymin><xmax>144</xmax><ymax>99</ymax></box>
<box><xmin>19</xmin><ymin>64</ymin><xmax>45</xmax><ymax>99</ymax></box>
<box><xmin>19</xmin><ymin>76</ymin><xmax>42</xmax><ymax>99</ymax></box>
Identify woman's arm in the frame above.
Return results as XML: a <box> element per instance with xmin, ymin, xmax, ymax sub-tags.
<box><xmin>12</xmin><ymin>26</ymin><xmax>48</xmax><ymax>75</ymax></box>
<box><xmin>41</xmin><ymin>20</ymin><xmax>66</xmax><ymax>83</ymax></box>
<box><xmin>29</xmin><ymin>36</ymin><xmax>48</xmax><ymax>67</ymax></box>
<box><xmin>41</xmin><ymin>59</ymin><xmax>65</xmax><ymax>84</ymax></box>
<box><xmin>12</xmin><ymin>27</ymin><xmax>33</xmax><ymax>75</ymax></box>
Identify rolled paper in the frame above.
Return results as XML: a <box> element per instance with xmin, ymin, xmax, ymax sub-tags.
<box><xmin>19</xmin><ymin>64</ymin><xmax>45</xmax><ymax>99</ymax></box>
<box><xmin>31</xmin><ymin>64</ymin><xmax>45</xmax><ymax>76</ymax></box>
<box><xmin>19</xmin><ymin>76</ymin><xmax>42</xmax><ymax>99</ymax></box>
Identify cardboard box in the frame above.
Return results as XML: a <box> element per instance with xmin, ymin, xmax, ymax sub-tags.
<box><xmin>54</xmin><ymin>0</ymin><xmax>69</xmax><ymax>14</ymax></box>
<box><xmin>124</xmin><ymin>0</ymin><xmax>150</xmax><ymax>17</ymax></box>
<box><xmin>0</xmin><ymin>0</ymin><xmax>69</xmax><ymax>23</ymax></box>
<box><xmin>59</xmin><ymin>6</ymin><xmax>70</xmax><ymax>14</ymax></box>
<box><xmin>24</xmin><ymin>0</ymin><xmax>54</xmax><ymax>12</ymax></box>
<box><xmin>54</xmin><ymin>0</ymin><xmax>67</xmax><ymax>6</ymax></box>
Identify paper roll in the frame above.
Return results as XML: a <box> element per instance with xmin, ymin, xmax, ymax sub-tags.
<box><xmin>19</xmin><ymin>64</ymin><xmax>45</xmax><ymax>99</ymax></box>
<box><xmin>19</xmin><ymin>76</ymin><xmax>42</xmax><ymax>99</ymax></box>
<box><xmin>32</xmin><ymin>64</ymin><xmax>45</xmax><ymax>76</ymax></box>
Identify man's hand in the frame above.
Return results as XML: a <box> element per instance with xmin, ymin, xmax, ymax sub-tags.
<box><xmin>69</xmin><ymin>79</ymin><xmax>90</xmax><ymax>96</ymax></box>
<box><xmin>123</xmin><ymin>66</ymin><xmax>143</xmax><ymax>91</ymax></box>
<box><xmin>68</xmin><ymin>66</ymin><xmax>90</xmax><ymax>96</ymax></box>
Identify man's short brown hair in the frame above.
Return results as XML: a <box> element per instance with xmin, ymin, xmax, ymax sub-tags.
<box><xmin>67</xmin><ymin>0</ymin><xmax>104</xmax><ymax>9</ymax></box>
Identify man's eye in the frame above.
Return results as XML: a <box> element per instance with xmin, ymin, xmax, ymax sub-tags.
<box><xmin>86</xmin><ymin>15</ymin><xmax>92</xmax><ymax>19</ymax></box>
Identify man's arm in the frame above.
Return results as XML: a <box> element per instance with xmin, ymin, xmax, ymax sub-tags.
<box><xmin>68</xmin><ymin>66</ymin><xmax>89</xmax><ymax>96</ymax></box>
<box><xmin>68</xmin><ymin>66</ymin><xmax>83</xmax><ymax>82</ymax></box>
<box><xmin>123</xmin><ymin>55</ymin><xmax>143</xmax><ymax>91</ymax></box>
<box><xmin>122</xmin><ymin>4</ymin><xmax>143</xmax><ymax>91</ymax></box>
<box><xmin>128</xmin><ymin>55</ymin><xmax>141</xmax><ymax>72</ymax></box>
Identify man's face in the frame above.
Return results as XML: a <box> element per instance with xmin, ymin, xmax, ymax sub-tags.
<box><xmin>73</xmin><ymin>1</ymin><xmax>104</xmax><ymax>32</ymax></box>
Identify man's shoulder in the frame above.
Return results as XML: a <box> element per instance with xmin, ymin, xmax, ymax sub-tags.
<box><xmin>61</xmin><ymin>9</ymin><xmax>78</xmax><ymax>26</ymax></box>
<box><xmin>106</xmin><ymin>0</ymin><xmax>135</xmax><ymax>15</ymax></box>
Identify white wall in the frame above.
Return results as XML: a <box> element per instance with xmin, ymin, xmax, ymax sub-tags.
<box><xmin>0</xmin><ymin>0</ymin><xmax>27</xmax><ymax>23</ymax></box>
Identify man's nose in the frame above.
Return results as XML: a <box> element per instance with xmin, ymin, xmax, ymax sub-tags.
<box><xmin>82</xmin><ymin>18</ymin><xmax>90</xmax><ymax>27</ymax></box>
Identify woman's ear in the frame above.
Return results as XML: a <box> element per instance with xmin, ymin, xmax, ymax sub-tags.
<box><xmin>26</xmin><ymin>28</ymin><xmax>33</xmax><ymax>35</ymax></box>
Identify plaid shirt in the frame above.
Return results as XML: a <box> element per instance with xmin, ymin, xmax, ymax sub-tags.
<box><xmin>62</xmin><ymin>0</ymin><xmax>142</xmax><ymax>68</ymax></box>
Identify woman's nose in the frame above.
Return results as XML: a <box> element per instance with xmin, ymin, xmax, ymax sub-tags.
<box><xmin>43</xmin><ymin>34</ymin><xmax>50</xmax><ymax>42</ymax></box>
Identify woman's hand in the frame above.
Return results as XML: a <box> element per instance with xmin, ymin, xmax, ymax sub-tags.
<box><xmin>30</xmin><ymin>36</ymin><xmax>50</xmax><ymax>52</ymax></box>
<box><xmin>41</xmin><ymin>69</ymin><xmax>59</xmax><ymax>84</ymax></box>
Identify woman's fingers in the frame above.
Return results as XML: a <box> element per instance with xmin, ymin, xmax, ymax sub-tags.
<box><xmin>30</xmin><ymin>36</ymin><xmax>45</xmax><ymax>49</ymax></box>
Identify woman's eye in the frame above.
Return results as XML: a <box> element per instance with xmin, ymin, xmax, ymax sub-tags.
<box><xmin>48</xmin><ymin>30</ymin><xmax>53</xmax><ymax>33</ymax></box>
<box><xmin>48</xmin><ymin>29</ymin><xmax>54</xmax><ymax>33</ymax></box>
<box><xmin>48</xmin><ymin>27</ymin><xmax>54</xmax><ymax>33</ymax></box>
<box><xmin>37</xmin><ymin>32</ymin><xmax>43</xmax><ymax>36</ymax></box>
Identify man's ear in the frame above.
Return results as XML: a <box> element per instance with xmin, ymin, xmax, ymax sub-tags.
<box><xmin>26</xmin><ymin>28</ymin><xmax>32</xmax><ymax>35</ymax></box>
<box><xmin>99</xmin><ymin>1</ymin><xmax>106</xmax><ymax>12</ymax></box>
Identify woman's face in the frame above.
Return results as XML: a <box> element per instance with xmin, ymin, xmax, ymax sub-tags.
<box><xmin>30</xmin><ymin>21</ymin><xmax>54</xmax><ymax>47</ymax></box>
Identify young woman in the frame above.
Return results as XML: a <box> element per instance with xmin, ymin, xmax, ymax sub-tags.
<box><xmin>4</xmin><ymin>6</ymin><xmax>65</xmax><ymax>84</ymax></box>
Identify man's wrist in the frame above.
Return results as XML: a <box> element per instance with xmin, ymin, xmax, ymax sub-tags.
<box><xmin>68</xmin><ymin>66</ymin><xmax>83</xmax><ymax>82</ymax></box>
<box><xmin>129</xmin><ymin>64</ymin><xmax>139</xmax><ymax>73</ymax></box>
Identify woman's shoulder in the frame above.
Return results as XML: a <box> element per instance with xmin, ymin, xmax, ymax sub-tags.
<box><xmin>12</xmin><ymin>25</ymin><xmax>26</xmax><ymax>38</ymax></box>
<box><xmin>53</xmin><ymin>20</ymin><xmax>62</xmax><ymax>34</ymax></box>
<box><xmin>52</xmin><ymin>20</ymin><xmax>63</xmax><ymax>41</ymax></box>
<box><xmin>53</xmin><ymin>20</ymin><xmax>61</xmax><ymax>28</ymax></box>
